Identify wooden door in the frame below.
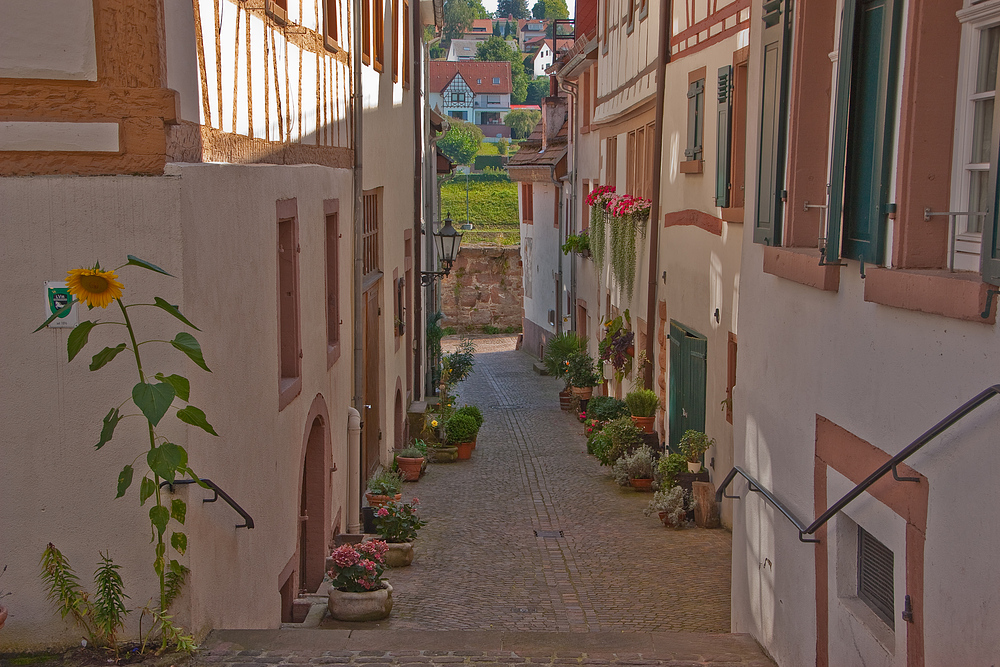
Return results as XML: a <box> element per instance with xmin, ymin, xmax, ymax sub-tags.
<box><xmin>668</xmin><ymin>321</ymin><xmax>708</xmax><ymax>447</ymax></box>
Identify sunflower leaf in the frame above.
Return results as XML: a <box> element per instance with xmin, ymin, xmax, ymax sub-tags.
<box><xmin>170</xmin><ymin>498</ymin><xmax>186</xmax><ymax>524</ymax></box>
<box><xmin>176</xmin><ymin>405</ymin><xmax>218</xmax><ymax>436</ymax></box>
<box><xmin>139</xmin><ymin>477</ymin><xmax>156</xmax><ymax>505</ymax></box>
<box><xmin>96</xmin><ymin>408</ymin><xmax>121</xmax><ymax>450</ymax></box>
<box><xmin>153</xmin><ymin>297</ymin><xmax>200</xmax><ymax>331</ymax></box>
<box><xmin>171</xmin><ymin>332</ymin><xmax>211</xmax><ymax>372</ymax></box>
<box><xmin>67</xmin><ymin>321</ymin><xmax>97</xmax><ymax>363</ymax></box>
<box><xmin>127</xmin><ymin>255</ymin><xmax>174</xmax><ymax>277</ymax></box>
<box><xmin>154</xmin><ymin>373</ymin><xmax>190</xmax><ymax>402</ymax></box>
<box><xmin>116</xmin><ymin>465</ymin><xmax>134</xmax><ymax>499</ymax></box>
<box><xmin>132</xmin><ymin>381</ymin><xmax>175</xmax><ymax>426</ymax></box>
<box><xmin>170</xmin><ymin>531</ymin><xmax>187</xmax><ymax>555</ymax></box>
<box><xmin>149</xmin><ymin>505</ymin><xmax>170</xmax><ymax>537</ymax></box>
<box><xmin>90</xmin><ymin>343</ymin><xmax>127</xmax><ymax>371</ymax></box>
<box><xmin>34</xmin><ymin>298</ymin><xmax>77</xmax><ymax>333</ymax></box>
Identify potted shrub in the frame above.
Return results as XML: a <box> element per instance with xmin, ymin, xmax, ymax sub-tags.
<box><xmin>624</xmin><ymin>388</ymin><xmax>659</xmax><ymax>434</ymax></box>
<box><xmin>327</xmin><ymin>541</ymin><xmax>393</xmax><ymax>621</ymax></box>
<box><xmin>372</xmin><ymin>499</ymin><xmax>427</xmax><ymax>567</ymax></box>
<box><xmin>643</xmin><ymin>486</ymin><xmax>689</xmax><ymax>529</ymax></box>
<box><xmin>445</xmin><ymin>411</ymin><xmax>478</xmax><ymax>460</ymax></box>
<box><xmin>656</xmin><ymin>452</ymin><xmax>688</xmax><ymax>490</ymax></box>
<box><xmin>365</xmin><ymin>469</ymin><xmax>403</xmax><ymax>508</ymax></box>
<box><xmin>542</xmin><ymin>332</ymin><xmax>587</xmax><ymax>409</ymax></box>
<box><xmin>455</xmin><ymin>405</ymin><xmax>483</xmax><ymax>448</ymax></box>
<box><xmin>601</xmin><ymin>416</ymin><xmax>643</xmax><ymax>466</ymax></box>
<box><xmin>561</xmin><ymin>231</ymin><xmax>591</xmax><ymax>258</ymax></box>
<box><xmin>611</xmin><ymin>445</ymin><xmax>657</xmax><ymax>490</ymax></box>
<box><xmin>598</xmin><ymin>311</ymin><xmax>634</xmax><ymax>383</ymax></box>
<box><xmin>679</xmin><ymin>430</ymin><xmax>715</xmax><ymax>473</ymax></box>
<box><xmin>566</xmin><ymin>351</ymin><xmax>601</xmax><ymax>400</ymax></box>
<box><xmin>394</xmin><ymin>446</ymin><xmax>425</xmax><ymax>482</ymax></box>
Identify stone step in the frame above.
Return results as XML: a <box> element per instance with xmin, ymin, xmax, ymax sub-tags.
<box><xmin>199</xmin><ymin>630</ymin><xmax>775</xmax><ymax>666</ymax></box>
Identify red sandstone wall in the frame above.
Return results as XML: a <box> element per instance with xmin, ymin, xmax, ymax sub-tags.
<box><xmin>439</xmin><ymin>245</ymin><xmax>523</xmax><ymax>331</ymax></box>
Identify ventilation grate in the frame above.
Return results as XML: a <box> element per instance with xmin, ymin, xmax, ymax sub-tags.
<box><xmin>534</xmin><ymin>530</ymin><xmax>564</xmax><ymax>538</ymax></box>
<box><xmin>858</xmin><ymin>526</ymin><xmax>895</xmax><ymax>628</ymax></box>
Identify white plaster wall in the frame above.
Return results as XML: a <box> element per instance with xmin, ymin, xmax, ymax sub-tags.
<box><xmin>593</xmin><ymin>1</ymin><xmax>658</xmax><ymax>125</ymax></box>
<box><xmin>733</xmin><ymin>4</ymin><xmax>1000</xmax><ymax>664</ymax></box>
<box><xmin>521</xmin><ymin>182</ymin><xmax>560</xmax><ymax>337</ymax></box>
<box><xmin>0</xmin><ymin>164</ymin><xmax>355</xmax><ymax>648</ymax></box>
<box><xmin>0</xmin><ymin>0</ymin><xmax>97</xmax><ymax>80</ymax></box>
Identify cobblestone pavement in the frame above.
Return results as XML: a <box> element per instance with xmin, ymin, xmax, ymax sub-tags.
<box><xmin>319</xmin><ymin>335</ymin><xmax>734</xmax><ymax>633</ymax></box>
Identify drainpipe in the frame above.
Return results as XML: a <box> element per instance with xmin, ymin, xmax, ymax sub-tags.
<box><xmin>548</xmin><ymin>164</ymin><xmax>564</xmax><ymax>336</ymax></box>
<box><xmin>352</xmin><ymin>0</ymin><xmax>365</xmax><ymax>527</ymax></box>
<box><xmin>423</xmin><ymin>35</ymin><xmax>446</xmax><ymax>398</ymax></box>
<box><xmin>643</xmin><ymin>0</ymin><xmax>671</xmax><ymax>390</ymax></box>
<box><xmin>412</xmin><ymin>4</ymin><xmax>424</xmax><ymax>401</ymax></box>
<box><xmin>558</xmin><ymin>77</ymin><xmax>579</xmax><ymax>334</ymax></box>
<box><xmin>346</xmin><ymin>407</ymin><xmax>361</xmax><ymax>532</ymax></box>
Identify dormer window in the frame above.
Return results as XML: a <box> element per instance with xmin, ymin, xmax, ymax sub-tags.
<box><xmin>493</xmin><ymin>77</ymin><xmax>500</xmax><ymax>84</ymax></box>
<box><xmin>478</xmin><ymin>78</ymin><xmax>482</xmax><ymax>84</ymax></box>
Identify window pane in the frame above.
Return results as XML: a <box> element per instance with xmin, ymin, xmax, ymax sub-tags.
<box><xmin>969</xmin><ymin>169</ymin><xmax>990</xmax><ymax>232</ymax></box>
<box><xmin>976</xmin><ymin>26</ymin><xmax>1000</xmax><ymax>94</ymax></box>
<box><xmin>971</xmin><ymin>97</ymin><xmax>994</xmax><ymax>164</ymax></box>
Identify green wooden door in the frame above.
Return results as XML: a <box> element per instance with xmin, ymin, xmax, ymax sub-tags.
<box><xmin>668</xmin><ymin>321</ymin><xmax>708</xmax><ymax>447</ymax></box>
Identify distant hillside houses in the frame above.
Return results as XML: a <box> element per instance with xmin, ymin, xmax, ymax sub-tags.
<box><xmin>430</xmin><ymin>61</ymin><xmax>513</xmax><ymax>141</ymax></box>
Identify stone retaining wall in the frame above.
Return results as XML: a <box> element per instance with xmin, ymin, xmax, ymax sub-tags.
<box><xmin>439</xmin><ymin>245</ymin><xmax>523</xmax><ymax>332</ymax></box>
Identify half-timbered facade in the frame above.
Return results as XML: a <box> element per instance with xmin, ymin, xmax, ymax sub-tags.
<box><xmin>0</xmin><ymin>0</ymin><xmax>436</xmax><ymax>648</ymax></box>
<box><xmin>429</xmin><ymin>60</ymin><xmax>512</xmax><ymax>139</ymax></box>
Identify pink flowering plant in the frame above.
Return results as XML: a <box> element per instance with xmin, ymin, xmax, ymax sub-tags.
<box><xmin>373</xmin><ymin>499</ymin><xmax>427</xmax><ymax>543</ymax></box>
<box><xmin>328</xmin><ymin>540</ymin><xmax>388</xmax><ymax>592</ymax></box>
<box><xmin>585</xmin><ymin>184</ymin><xmax>617</xmax><ymax>209</ymax></box>
<box><xmin>606</xmin><ymin>193</ymin><xmax>652</xmax><ymax>221</ymax></box>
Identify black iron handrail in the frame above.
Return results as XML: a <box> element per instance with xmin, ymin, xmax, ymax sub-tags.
<box><xmin>716</xmin><ymin>384</ymin><xmax>1000</xmax><ymax>543</ymax></box>
<box><xmin>160</xmin><ymin>478</ymin><xmax>255</xmax><ymax>529</ymax></box>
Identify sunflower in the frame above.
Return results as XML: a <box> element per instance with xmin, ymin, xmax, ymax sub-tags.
<box><xmin>66</xmin><ymin>264</ymin><xmax>124</xmax><ymax>309</ymax></box>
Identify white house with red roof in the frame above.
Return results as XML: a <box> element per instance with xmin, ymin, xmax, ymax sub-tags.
<box><xmin>532</xmin><ymin>38</ymin><xmax>573</xmax><ymax>78</ymax></box>
<box><xmin>429</xmin><ymin>61</ymin><xmax>513</xmax><ymax>140</ymax></box>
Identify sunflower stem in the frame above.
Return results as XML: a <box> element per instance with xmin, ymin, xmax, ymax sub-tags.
<box><xmin>116</xmin><ymin>298</ymin><xmax>169</xmax><ymax>625</ymax></box>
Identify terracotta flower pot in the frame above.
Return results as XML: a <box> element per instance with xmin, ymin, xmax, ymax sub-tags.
<box><xmin>631</xmin><ymin>415</ymin><xmax>655</xmax><ymax>434</ymax></box>
<box><xmin>454</xmin><ymin>441</ymin><xmax>474</xmax><ymax>460</ymax></box>
<box><xmin>395</xmin><ymin>456</ymin><xmax>424</xmax><ymax>482</ymax></box>
<box><xmin>571</xmin><ymin>386</ymin><xmax>593</xmax><ymax>400</ymax></box>
<box><xmin>0</xmin><ymin>605</ymin><xmax>7</xmax><ymax>630</ymax></box>
<box><xmin>365</xmin><ymin>492</ymin><xmax>402</xmax><ymax>508</ymax></box>
<box><xmin>328</xmin><ymin>583</ymin><xmax>393</xmax><ymax>621</ymax></box>
<box><xmin>629</xmin><ymin>478</ymin><xmax>654</xmax><ymax>491</ymax></box>
<box><xmin>658</xmin><ymin>511</ymin><xmax>684</xmax><ymax>529</ymax></box>
<box><xmin>383</xmin><ymin>541</ymin><xmax>414</xmax><ymax>567</ymax></box>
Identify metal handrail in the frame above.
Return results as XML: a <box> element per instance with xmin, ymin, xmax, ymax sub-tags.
<box><xmin>716</xmin><ymin>384</ymin><xmax>1000</xmax><ymax>543</ymax></box>
<box><xmin>160</xmin><ymin>478</ymin><xmax>255</xmax><ymax>529</ymax></box>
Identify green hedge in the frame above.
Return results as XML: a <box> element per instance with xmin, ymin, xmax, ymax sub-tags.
<box><xmin>474</xmin><ymin>155</ymin><xmax>505</xmax><ymax>171</ymax></box>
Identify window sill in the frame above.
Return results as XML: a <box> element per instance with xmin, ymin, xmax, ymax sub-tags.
<box><xmin>720</xmin><ymin>206</ymin><xmax>744</xmax><ymax>223</ymax></box>
<box><xmin>679</xmin><ymin>160</ymin><xmax>703</xmax><ymax>174</ymax></box>
<box><xmin>327</xmin><ymin>341</ymin><xmax>341</xmax><ymax>369</ymax></box>
<box><xmin>763</xmin><ymin>246</ymin><xmax>841</xmax><ymax>292</ymax></box>
<box><xmin>278</xmin><ymin>376</ymin><xmax>302</xmax><ymax>411</ymax></box>
<box><xmin>863</xmin><ymin>267</ymin><xmax>996</xmax><ymax>324</ymax></box>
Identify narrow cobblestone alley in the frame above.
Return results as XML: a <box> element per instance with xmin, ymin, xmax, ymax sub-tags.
<box><xmin>198</xmin><ymin>337</ymin><xmax>775</xmax><ymax>667</ymax></box>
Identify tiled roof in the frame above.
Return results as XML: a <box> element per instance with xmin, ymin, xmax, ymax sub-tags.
<box><xmin>430</xmin><ymin>61</ymin><xmax>512</xmax><ymax>94</ymax></box>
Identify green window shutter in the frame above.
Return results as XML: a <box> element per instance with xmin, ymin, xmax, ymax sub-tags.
<box><xmin>685</xmin><ymin>79</ymin><xmax>704</xmax><ymax>160</ymax></box>
<box><xmin>716</xmin><ymin>65</ymin><xmax>733</xmax><ymax>208</ymax></box>
<box><xmin>754</xmin><ymin>0</ymin><xmax>793</xmax><ymax>246</ymax></box>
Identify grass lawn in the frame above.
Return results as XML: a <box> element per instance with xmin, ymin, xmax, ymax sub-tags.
<box><xmin>440</xmin><ymin>179</ymin><xmax>520</xmax><ymax>246</ymax></box>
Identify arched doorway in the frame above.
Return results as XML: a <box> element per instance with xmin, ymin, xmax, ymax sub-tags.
<box><xmin>299</xmin><ymin>414</ymin><xmax>327</xmax><ymax>593</ymax></box>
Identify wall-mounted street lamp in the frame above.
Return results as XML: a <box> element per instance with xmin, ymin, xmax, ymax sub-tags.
<box><xmin>421</xmin><ymin>213</ymin><xmax>463</xmax><ymax>286</ymax></box>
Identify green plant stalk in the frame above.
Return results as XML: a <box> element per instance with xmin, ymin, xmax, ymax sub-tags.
<box><xmin>117</xmin><ymin>299</ymin><xmax>169</xmax><ymax>641</ymax></box>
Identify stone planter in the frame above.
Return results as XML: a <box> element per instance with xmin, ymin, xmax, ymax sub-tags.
<box><xmin>631</xmin><ymin>415</ymin><xmax>655</xmax><ymax>434</ymax></box>
<box><xmin>454</xmin><ymin>441</ymin><xmax>474</xmax><ymax>460</ymax></box>
<box><xmin>395</xmin><ymin>456</ymin><xmax>424</xmax><ymax>481</ymax></box>
<box><xmin>365</xmin><ymin>492</ymin><xmax>402</xmax><ymax>508</ymax></box>
<box><xmin>384</xmin><ymin>541</ymin><xmax>415</xmax><ymax>567</ymax></box>
<box><xmin>327</xmin><ymin>583</ymin><xmax>393</xmax><ymax>621</ymax></box>
<box><xmin>427</xmin><ymin>445</ymin><xmax>459</xmax><ymax>463</ymax></box>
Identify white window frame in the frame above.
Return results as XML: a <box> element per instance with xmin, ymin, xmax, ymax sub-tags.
<box><xmin>951</xmin><ymin>0</ymin><xmax>1000</xmax><ymax>271</ymax></box>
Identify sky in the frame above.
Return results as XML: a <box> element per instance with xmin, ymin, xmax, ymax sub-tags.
<box><xmin>481</xmin><ymin>0</ymin><xmax>575</xmax><ymax>17</ymax></box>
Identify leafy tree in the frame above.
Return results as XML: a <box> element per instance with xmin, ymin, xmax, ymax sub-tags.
<box><xmin>468</xmin><ymin>0</ymin><xmax>490</xmax><ymax>19</ymax></box>
<box><xmin>493</xmin><ymin>21</ymin><xmax>502</xmax><ymax>36</ymax></box>
<box><xmin>439</xmin><ymin>120</ymin><xmax>484</xmax><ymax>165</ymax></box>
<box><xmin>476</xmin><ymin>35</ymin><xmax>530</xmax><ymax>105</ymax></box>
<box><xmin>497</xmin><ymin>138</ymin><xmax>509</xmax><ymax>155</ymax></box>
<box><xmin>504</xmin><ymin>109</ymin><xmax>541</xmax><ymax>140</ymax></box>
<box><xmin>498</xmin><ymin>0</ymin><xmax>530</xmax><ymax>19</ymax></box>
<box><xmin>443</xmin><ymin>0</ymin><xmax>476</xmax><ymax>43</ymax></box>
<box><xmin>532</xmin><ymin>0</ymin><xmax>545</xmax><ymax>18</ymax></box>
<box><xmin>544</xmin><ymin>0</ymin><xmax>569</xmax><ymax>20</ymax></box>
<box><xmin>525</xmin><ymin>76</ymin><xmax>550</xmax><ymax>105</ymax></box>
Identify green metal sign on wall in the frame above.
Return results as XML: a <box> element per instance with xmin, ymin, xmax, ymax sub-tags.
<box><xmin>43</xmin><ymin>281</ymin><xmax>78</xmax><ymax>328</ymax></box>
